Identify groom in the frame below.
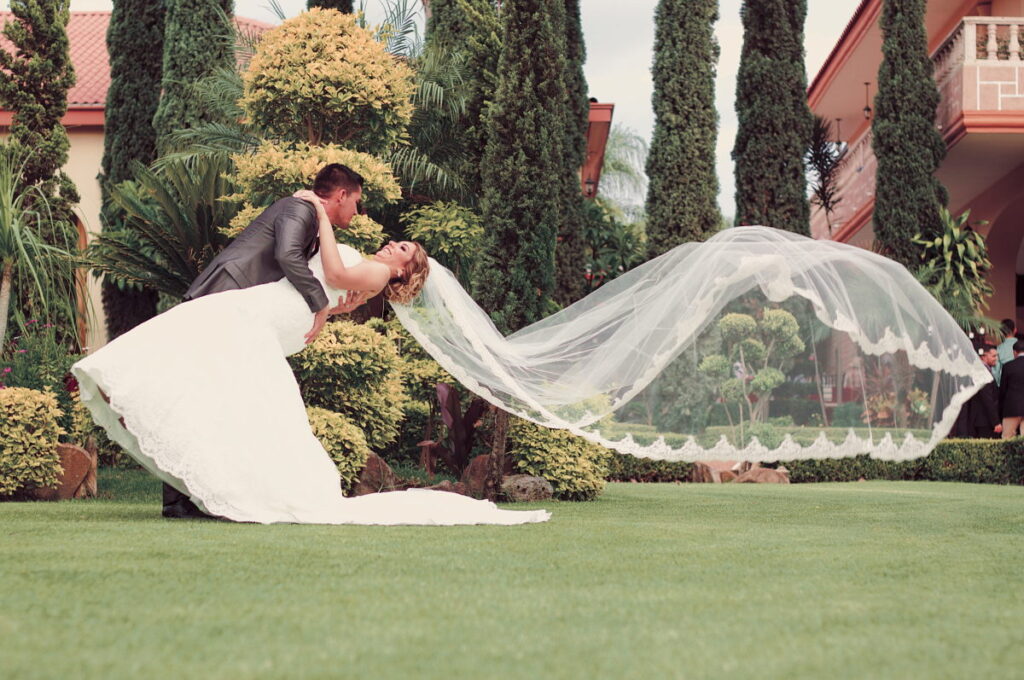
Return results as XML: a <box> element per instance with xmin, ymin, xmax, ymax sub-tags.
<box><xmin>163</xmin><ymin>163</ymin><xmax>367</xmax><ymax>519</ymax></box>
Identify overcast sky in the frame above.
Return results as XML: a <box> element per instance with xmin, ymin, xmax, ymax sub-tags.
<box><xmin>23</xmin><ymin>0</ymin><xmax>863</xmax><ymax>213</ymax></box>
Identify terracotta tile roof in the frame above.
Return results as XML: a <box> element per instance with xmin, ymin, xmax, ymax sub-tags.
<box><xmin>0</xmin><ymin>11</ymin><xmax>273</xmax><ymax>110</ymax></box>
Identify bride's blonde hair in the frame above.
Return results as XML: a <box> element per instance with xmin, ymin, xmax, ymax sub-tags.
<box><xmin>384</xmin><ymin>243</ymin><xmax>430</xmax><ymax>304</ymax></box>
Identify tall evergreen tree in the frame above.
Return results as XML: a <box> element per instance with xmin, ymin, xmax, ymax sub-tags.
<box><xmin>425</xmin><ymin>0</ymin><xmax>501</xmax><ymax>202</ymax></box>
<box><xmin>152</xmin><ymin>0</ymin><xmax>234</xmax><ymax>152</ymax></box>
<box><xmin>307</xmin><ymin>0</ymin><xmax>353</xmax><ymax>11</ymax></box>
<box><xmin>732</xmin><ymin>0</ymin><xmax>812</xmax><ymax>235</ymax></box>
<box><xmin>872</xmin><ymin>0</ymin><xmax>947</xmax><ymax>268</ymax></box>
<box><xmin>472</xmin><ymin>0</ymin><xmax>566</xmax><ymax>333</ymax></box>
<box><xmin>0</xmin><ymin>0</ymin><xmax>80</xmax><ymax>337</ymax></box>
<box><xmin>645</xmin><ymin>0</ymin><xmax>720</xmax><ymax>257</ymax></box>
<box><xmin>553</xmin><ymin>0</ymin><xmax>588</xmax><ymax>306</ymax></box>
<box><xmin>100</xmin><ymin>0</ymin><xmax>166</xmax><ymax>340</ymax></box>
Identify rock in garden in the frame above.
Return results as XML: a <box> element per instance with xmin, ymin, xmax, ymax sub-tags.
<box><xmin>735</xmin><ymin>467</ymin><xmax>790</xmax><ymax>484</ymax></box>
<box><xmin>688</xmin><ymin>461</ymin><xmax>715</xmax><ymax>483</ymax></box>
<box><xmin>501</xmin><ymin>474</ymin><xmax>553</xmax><ymax>502</ymax></box>
<box><xmin>424</xmin><ymin>480</ymin><xmax>468</xmax><ymax>496</ymax></box>
<box><xmin>351</xmin><ymin>454</ymin><xmax>400</xmax><ymax>496</ymax></box>
<box><xmin>719</xmin><ymin>470</ymin><xmax>737</xmax><ymax>483</ymax></box>
<box><xmin>33</xmin><ymin>443</ymin><xmax>97</xmax><ymax>501</ymax></box>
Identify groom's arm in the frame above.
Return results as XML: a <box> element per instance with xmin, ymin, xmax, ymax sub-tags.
<box><xmin>274</xmin><ymin>198</ymin><xmax>329</xmax><ymax>314</ymax></box>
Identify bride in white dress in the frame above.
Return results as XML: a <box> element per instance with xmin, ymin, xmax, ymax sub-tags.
<box><xmin>71</xmin><ymin>193</ymin><xmax>550</xmax><ymax>526</ymax></box>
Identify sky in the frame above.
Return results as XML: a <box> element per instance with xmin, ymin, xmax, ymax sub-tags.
<box><xmin>23</xmin><ymin>0</ymin><xmax>863</xmax><ymax>213</ymax></box>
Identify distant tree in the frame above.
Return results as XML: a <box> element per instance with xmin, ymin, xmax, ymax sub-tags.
<box><xmin>645</xmin><ymin>0</ymin><xmax>720</xmax><ymax>256</ymax></box>
<box><xmin>872</xmin><ymin>0</ymin><xmax>947</xmax><ymax>268</ymax></box>
<box><xmin>152</xmin><ymin>0</ymin><xmax>235</xmax><ymax>153</ymax></box>
<box><xmin>732</xmin><ymin>0</ymin><xmax>812</xmax><ymax>235</ymax></box>
<box><xmin>100</xmin><ymin>0</ymin><xmax>166</xmax><ymax>339</ymax></box>
<box><xmin>805</xmin><ymin>115</ymin><xmax>847</xmax><ymax>233</ymax></box>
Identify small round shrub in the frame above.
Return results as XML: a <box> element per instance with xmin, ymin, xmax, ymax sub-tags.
<box><xmin>507</xmin><ymin>418</ymin><xmax>610</xmax><ymax>501</ymax></box>
<box><xmin>240</xmin><ymin>8</ymin><xmax>415</xmax><ymax>153</ymax></box>
<box><xmin>0</xmin><ymin>387</ymin><xmax>64</xmax><ymax>496</ymax></box>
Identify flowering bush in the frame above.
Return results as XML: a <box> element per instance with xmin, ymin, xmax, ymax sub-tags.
<box><xmin>239</xmin><ymin>8</ymin><xmax>416</xmax><ymax>154</ymax></box>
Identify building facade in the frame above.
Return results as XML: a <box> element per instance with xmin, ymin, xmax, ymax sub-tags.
<box><xmin>809</xmin><ymin>0</ymin><xmax>1024</xmax><ymax>323</ymax></box>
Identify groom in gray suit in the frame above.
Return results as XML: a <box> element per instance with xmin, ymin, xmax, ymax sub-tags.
<box><xmin>164</xmin><ymin>163</ymin><xmax>366</xmax><ymax>519</ymax></box>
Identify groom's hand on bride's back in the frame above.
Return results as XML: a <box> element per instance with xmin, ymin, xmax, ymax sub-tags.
<box><xmin>328</xmin><ymin>291</ymin><xmax>368</xmax><ymax>315</ymax></box>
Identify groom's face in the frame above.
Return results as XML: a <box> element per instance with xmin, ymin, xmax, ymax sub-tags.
<box><xmin>322</xmin><ymin>187</ymin><xmax>363</xmax><ymax>229</ymax></box>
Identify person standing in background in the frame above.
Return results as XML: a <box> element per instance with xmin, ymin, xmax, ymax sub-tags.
<box><xmin>999</xmin><ymin>339</ymin><xmax>1024</xmax><ymax>438</ymax></box>
<box><xmin>994</xmin><ymin>318</ymin><xmax>1017</xmax><ymax>385</ymax></box>
<box><xmin>965</xmin><ymin>344</ymin><xmax>1002</xmax><ymax>438</ymax></box>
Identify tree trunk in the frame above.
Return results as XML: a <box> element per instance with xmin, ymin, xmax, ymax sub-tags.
<box><xmin>0</xmin><ymin>260</ymin><xmax>12</xmax><ymax>349</ymax></box>
<box><xmin>485</xmin><ymin>410</ymin><xmax>509</xmax><ymax>501</ymax></box>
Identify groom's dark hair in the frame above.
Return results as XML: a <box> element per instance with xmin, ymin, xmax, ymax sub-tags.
<box><xmin>313</xmin><ymin>163</ymin><xmax>364</xmax><ymax>197</ymax></box>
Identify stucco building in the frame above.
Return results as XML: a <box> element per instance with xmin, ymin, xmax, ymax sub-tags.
<box><xmin>810</xmin><ymin>0</ymin><xmax>1024</xmax><ymax>323</ymax></box>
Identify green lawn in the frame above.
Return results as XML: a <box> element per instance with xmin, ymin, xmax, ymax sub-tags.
<box><xmin>2</xmin><ymin>470</ymin><xmax>1024</xmax><ymax>679</ymax></box>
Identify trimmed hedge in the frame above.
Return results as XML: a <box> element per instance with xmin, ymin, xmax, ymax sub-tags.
<box><xmin>606</xmin><ymin>453</ymin><xmax>693</xmax><ymax>483</ymax></box>
<box><xmin>0</xmin><ymin>388</ymin><xmax>64</xmax><ymax>496</ymax></box>
<box><xmin>782</xmin><ymin>438</ymin><xmax>1024</xmax><ymax>485</ymax></box>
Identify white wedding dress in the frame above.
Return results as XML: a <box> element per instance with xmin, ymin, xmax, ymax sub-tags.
<box><xmin>72</xmin><ymin>244</ymin><xmax>550</xmax><ymax>525</ymax></box>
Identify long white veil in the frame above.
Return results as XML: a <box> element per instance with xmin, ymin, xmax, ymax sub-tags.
<box><xmin>392</xmin><ymin>227</ymin><xmax>991</xmax><ymax>462</ymax></box>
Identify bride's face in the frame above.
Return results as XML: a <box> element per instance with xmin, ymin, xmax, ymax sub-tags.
<box><xmin>374</xmin><ymin>241</ymin><xmax>416</xmax><ymax>276</ymax></box>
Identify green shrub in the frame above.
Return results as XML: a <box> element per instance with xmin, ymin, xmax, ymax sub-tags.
<box><xmin>605</xmin><ymin>453</ymin><xmax>693</xmax><ymax>482</ymax></box>
<box><xmin>831</xmin><ymin>402</ymin><xmax>863</xmax><ymax>427</ymax></box>
<box><xmin>0</xmin><ymin>387</ymin><xmax>64</xmax><ymax>496</ymax></box>
<box><xmin>401</xmin><ymin>202</ymin><xmax>483</xmax><ymax>284</ymax></box>
<box><xmin>2</xmin><ymin>322</ymin><xmax>80</xmax><ymax>437</ymax></box>
<box><xmin>782</xmin><ymin>438</ymin><xmax>1024</xmax><ymax>484</ymax></box>
<box><xmin>307</xmin><ymin>407</ymin><xmax>372</xmax><ymax>494</ymax></box>
<box><xmin>290</xmin><ymin>320</ymin><xmax>406</xmax><ymax>449</ymax></box>
<box><xmin>507</xmin><ymin>418</ymin><xmax>610</xmax><ymax>501</ymax></box>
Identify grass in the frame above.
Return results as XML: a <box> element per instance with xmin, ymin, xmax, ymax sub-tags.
<box><xmin>2</xmin><ymin>469</ymin><xmax>1024</xmax><ymax>679</ymax></box>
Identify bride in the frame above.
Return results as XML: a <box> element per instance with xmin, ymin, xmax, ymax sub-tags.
<box><xmin>72</xmin><ymin>191</ymin><xmax>550</xmax><ymax>526</ymax></box>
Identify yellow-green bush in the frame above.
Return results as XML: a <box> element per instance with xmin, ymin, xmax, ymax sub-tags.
<box><xmin>307</xmin><ymin>406</ymin><xmax>372</xmax><ymax>494</ymax></box>
<box><xmin>226</xmin><ymin>140</ymin><xmax>401</xmax><ymax>248</ymax></box>
<box><xmin>239</xmin><ymin>8</ymin><xmax>415</xmax><ymax>154</ymax></box>
<box><xmin>0</xmin><ymin>388</ymin><xmax>64</xmax><ymax>496</ymax></box>
<box><xmin>507</xmin><ymin>418</ymin><xmax>610</xmax><ymax>501</ymax></box>
<box><xmin>401</xmin><ymin>202</ymin><xmax>483</xmax><ymax>283</ymax></box>
<box><xmin>290</xmin><ymin>320</ymin><xmax>406</xmax><ymax>449</ymax></box>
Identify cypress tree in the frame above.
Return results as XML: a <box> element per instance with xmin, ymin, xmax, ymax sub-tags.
<box><xmin>0</xmin><ymin>0</ymin><xmax>80</xmax><ymax>335</ymax></box>
<box><xmin>732</xmin><ymin>0</ymin><xmax>813</xmax><ymax>234</ymax></box>
<box><xmin>553</xmin><ymin>0</ymin><xmax>588</xmax><ymax>306</ymax></box>
<box><xmin>152</xmin><ymin>0</ymin><xmax>234</xmax><ymax>152</ymax></box>
<box><xmin>645</xmin><ymin>0</ymin><xmax>720</xmax><ymax>257</ymax></box>
<box><xmin>100</xmin><ymin>0</ymin><xmax>166</xmax><ymax>339</ymax></box>
<box><xmin>872</xmin><ymin>0</ymin><xmax>947</xmax><ymax>268</ymax></box>
<box><xmin>472</xmin><ymin>0</ymin><xmax>566</xmax><ymax>334</ymax></box>
<box><xmin>307</xmin><ymin>0</ymin><xmax>353</xmax><ymax>11</ymax></box>
<box><xmin>425</xmin><ymin>0</ymin><xmax>501</xmax><ymax>202</ymax></box>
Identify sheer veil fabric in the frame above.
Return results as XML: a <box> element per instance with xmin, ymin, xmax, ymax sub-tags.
<box><xmin>393</xmin><ymin>226</ymin><xmax>990</xmax><ymax>463</ymax></box>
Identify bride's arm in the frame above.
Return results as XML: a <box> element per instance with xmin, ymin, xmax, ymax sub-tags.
<box><xmin>293</xmin><ymin>190</ymin><xmax>390</xmax><ymax>294</ymax></box>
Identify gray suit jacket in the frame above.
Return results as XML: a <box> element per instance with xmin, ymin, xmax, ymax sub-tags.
<box><xmin>184</xmin><ymin>197</ymin><xmax>328</xmax><ymax>313</ymax></box>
